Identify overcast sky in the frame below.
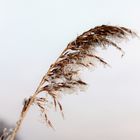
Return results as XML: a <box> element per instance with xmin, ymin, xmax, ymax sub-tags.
<box><xmin>0</xmin><ymin>0</ymin><xmax>140</xmax><ymax>140</ymax></box>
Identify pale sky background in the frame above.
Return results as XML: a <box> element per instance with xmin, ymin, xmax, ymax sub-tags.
<box><xmin>0</xmin><ymin>0</ymin><xmax>140</xmax><ymax>140</ymax></box>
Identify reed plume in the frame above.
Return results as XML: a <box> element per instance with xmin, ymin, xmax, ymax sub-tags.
<box><xmin>0</xmin><ymin>25</ymin><xmax>137</xmax><ymax>140</ymax></box>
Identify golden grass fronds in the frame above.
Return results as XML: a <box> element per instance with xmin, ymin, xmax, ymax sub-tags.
<box><xmin>0</xmin><ymin>25</ymin><xmax>137</xmax><ymax>140</ymax></box>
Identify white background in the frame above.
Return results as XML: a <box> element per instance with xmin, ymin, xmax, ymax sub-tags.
<box><xmin>0</xmin><ymin>0</ymin><xmax>140</xmax><ymax>140</ymax></box>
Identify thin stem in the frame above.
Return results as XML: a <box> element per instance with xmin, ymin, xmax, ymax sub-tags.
<box><xmin>9</xmin><ymin>44</ymin><xmax>69</xmax><ymax>140</ymax></box>
<box><xmin>9</xmin><ymin>78</ymin><xmax>45</xmax><ymax>140</ymax></box>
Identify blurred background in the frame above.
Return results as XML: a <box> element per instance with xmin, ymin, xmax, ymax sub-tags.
<box><xmin>0</xmin><ymin>0</ymin><xmax>140</xmax><ymax>140</ymax></box>
<box><xmin>0</xmin><ymin>120</ymin><xmax>20</xmax><ymax>140</ymax></box>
